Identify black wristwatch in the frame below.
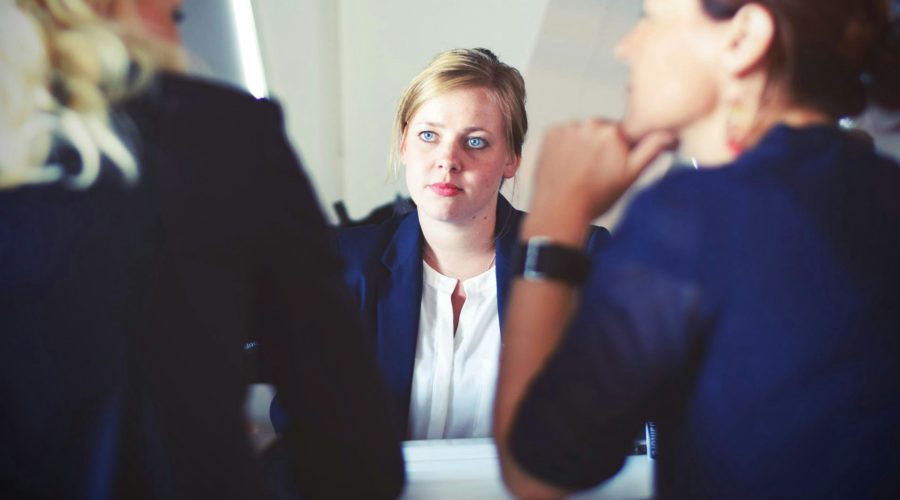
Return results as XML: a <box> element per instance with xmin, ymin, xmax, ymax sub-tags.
<box><xmin>512</xmin><ymin>236</ymin><xmax>591</xmax><ymax>286</ymax></box>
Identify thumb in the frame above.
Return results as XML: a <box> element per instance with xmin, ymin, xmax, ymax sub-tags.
<box><xmin>626</xmin><ymin>131</ymin><xmax>677</xmax><ymax>177</ymax></box>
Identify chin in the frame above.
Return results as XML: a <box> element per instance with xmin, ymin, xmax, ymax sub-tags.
<box><xmin>621</xmin><ymin>114</ymin><xmax>679</xmax><ymax>145</ymax></box>
<box><xmin>619</xmin><ymin>117</ymin><xmax>652</xmax><ymax>144</ymax></box>
<box><xmin>417</xmin><ymin>200</ymin><xmax>459</xmax><ymax>223</ymax></box>
<box><xmin>620</xmin><ymin>106</ymin><xmax>660</xmax><ymax>141</ymax></box>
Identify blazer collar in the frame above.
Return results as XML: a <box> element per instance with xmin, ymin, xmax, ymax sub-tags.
<box><xmin>378</xmin><ymin>197</ymin><xmax>523</xmax><ymax>330</ymax></box>
<box><xmin>377</xmin><ymin>211</ymin><xmax>424</xmax><ymax>435</ymax></box>
<box><xmin>381</xmin><ymin>210</ymin><xmax>424</xmax><ymax>272</ymax></box>
<box><xmin>380</xmin><ymin>196</ymin><xmax>520</xmax><ymax>272</ymax></box>
<box><xmin>494</xmin><ymin>196</ymin><xmax>522</xmax><ymax>330</ymax></box>
<box><xmin>375</xmin><ymin>196</ymin><xmax>522</xmax><ymax>435</ymax></box>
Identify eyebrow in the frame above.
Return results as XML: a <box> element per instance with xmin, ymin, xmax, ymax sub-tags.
<box><xmin>412</xmin><ymin>121</ymin><xmax>492</xmax><ymax>134</ymax></box>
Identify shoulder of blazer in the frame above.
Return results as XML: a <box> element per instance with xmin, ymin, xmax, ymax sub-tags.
<box><xmin>493</xmin><ymin>195</ymin><xmax>610</xmax><ymax>263</ymax></box>
<box><xmin>337</xmin><ymin>217</ymin><xmax>403</xmax><ymax>265</ymax></box>
<box><xmin>159</xmin><ymin>73</ymin><xmax>277</xmax><ymax>115</ymax></box>
<box><xmin>494</xmin><ymin>196</ymin><xmax>525</xmax><ymax>260</ymax></box>
<box><xmin>123</xmin><ymin>73</ymin><xmax>283</xmax><ymax>139</ymax></box>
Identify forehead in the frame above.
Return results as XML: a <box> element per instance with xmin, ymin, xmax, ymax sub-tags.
<box><xmin>410</xmin><ymin>86</ymin><xmax>505</xmax><ymax>127</ymax></box>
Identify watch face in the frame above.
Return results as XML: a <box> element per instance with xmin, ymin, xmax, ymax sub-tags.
<box><xmin>515</xmin><ymin>238</ymin><xmax>590</xmax><ymax>286</ymax></box>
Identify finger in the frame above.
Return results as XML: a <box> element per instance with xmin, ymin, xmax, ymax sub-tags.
<box><xmin>588</xmin><ymin>117</ymin><xmax>616</xmax><ymax>127</ymax></box>
<box><xmin>626</xmin><ymin>130</ymin><xmax>676</xmax><ymax>175</ymax></box>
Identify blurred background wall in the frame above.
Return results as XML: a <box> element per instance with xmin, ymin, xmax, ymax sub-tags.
<box><xmin>179</xmin><ymin>0</ymin><xmax>649</xmax><ymax>225</ymax></box>
<box><xmin>181</xmin><ymin>0</ymin><xmax>899</xmax><ymax>227</ymax></box>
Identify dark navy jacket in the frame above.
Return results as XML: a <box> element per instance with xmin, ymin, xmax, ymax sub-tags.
<box><xmin>510</xmin><ymin>125</ymin><xmax>900</xmax><ymax>499</ymax></box>
<box><xmin>336</xmin><ymin>196</ymin><xmax>610</xmax><ymax>435</ymax></box>
<box><xmin>0</xmin><ymin>74</ymin><xmax>404</xmax><ymax>500</ymax></box>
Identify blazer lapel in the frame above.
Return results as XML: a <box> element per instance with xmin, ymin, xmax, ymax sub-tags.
<box><xmin>494</xmin><ymin>196</ymin><xmax>522</xmax><ymax>332</ymax></box>
<box><xmin>377</xmin><ymin>212</ymin><xmax>424</xmax><ymax>433</ymax></box>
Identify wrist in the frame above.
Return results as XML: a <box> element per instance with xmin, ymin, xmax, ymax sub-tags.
<box><xmin>525</xmin><ymin>191</ymin><xmax>597</xmax><ymax>243</ymax></box>
<box><xmin>521</xmin><ymin>209</ymin><xmax>592</xmax><ymax>247</ymax></box>
<box><xmin>512</xmin><ymin>235</ymin><xmax>591</xmax><ymax>286</ymax></box>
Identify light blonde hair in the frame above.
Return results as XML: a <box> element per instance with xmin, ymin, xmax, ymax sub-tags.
<box><xmin>390</xmin><ymin>48</ymin><xmax>527</xmax><ymax>175</ymax></box>
<box><xmin>0</xmin><ymin>0</ymin><xmax>182</xmax><ymax>190</ymax></box>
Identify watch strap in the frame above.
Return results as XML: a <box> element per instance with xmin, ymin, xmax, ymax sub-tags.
<box><xmin>512</xmin><ymin>236</ymin><xmax>591</xmax><ymax>286</ymax></box>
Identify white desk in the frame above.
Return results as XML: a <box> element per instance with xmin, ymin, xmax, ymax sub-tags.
<box><xmin>402</xmin><ymin>438</ymin><xmax>654</xmax><ymax>499</ymax></box>
<box><xmin>246</xmin><ymin>386</ymin><xmax>654</xmax><ymax>498</ymax></box>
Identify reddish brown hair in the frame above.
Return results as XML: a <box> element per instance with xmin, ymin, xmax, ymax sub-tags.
<box><xmin>701</xmin><ymin>0</ymin><xmax>900</xmax><ymax>117</ymax></box>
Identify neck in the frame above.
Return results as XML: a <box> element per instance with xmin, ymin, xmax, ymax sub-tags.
<box><xmin>679</xmin><ymin>105</ymin><xmax>735</xmax><ymax>166</ymax></box>
<box><xmin>680</xmin><ymin>103</ymin><xmax>832</xmax><ymax>167</ymax></box>
<box><xmin>420</xmin><ymin>204</ymin><xmax>498</xmax><ymax>281</ymax></box>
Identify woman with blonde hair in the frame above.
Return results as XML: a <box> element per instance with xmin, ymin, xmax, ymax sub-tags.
<box><xmin>334</xmin><ymin>48</ymin><xmax>609</xmax><ymax>440</ymax></box>
<box><xmin>0</xmin><ymin>1</ymin><xmax>403</xmax><ymax>498</ymax></box>
<box><xmin>495</xmin><ymin>0</ymin><xmax>900</xmax><ymax>497</ymax></box>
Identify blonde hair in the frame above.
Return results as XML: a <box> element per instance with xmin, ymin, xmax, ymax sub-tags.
<box><xmin>390</xmin><ymin>48</ymin><xmax>527</xmax><ymax>175</ymax></box>
<box><xmin>0</xmin><ymin>0</ymin><xmax>182</xmax><ymax>190</ymax></box>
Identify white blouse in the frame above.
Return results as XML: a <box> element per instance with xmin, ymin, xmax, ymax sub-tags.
<box><xmin>406</xmin><ymin>261</ymin><xmax>501</xmax><ymax>440</ymax></box>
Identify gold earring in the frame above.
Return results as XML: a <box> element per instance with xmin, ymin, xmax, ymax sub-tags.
<box><xmin>725</xmin><ymin>101</ymin><xmax>749</xmax><ymax>155</ymax></box>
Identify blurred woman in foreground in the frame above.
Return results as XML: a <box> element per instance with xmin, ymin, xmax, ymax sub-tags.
<box><xmin>495</xmin><ymin>0</ymin><xmax>900</xmax><ymax>497</ymax></box>
<box><xmin>0</xmin><ymin>1</ymin><xmax>403</xmax><ymax>498</ymax></box>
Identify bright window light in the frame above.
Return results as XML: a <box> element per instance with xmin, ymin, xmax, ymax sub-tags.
<box><xmin>229</xmin><ymin>0</ymin><xmax>268</xmax><ymax>98</ymax></box>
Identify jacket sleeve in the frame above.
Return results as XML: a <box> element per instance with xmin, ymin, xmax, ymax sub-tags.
<box><xmin>508</xmin><ymin>182</ymin><xmax>708</xmax><ymax>491</ymax></box>
<box><xmin>250</xmin><ymin>100</ymin><xmax>405</xmax><ymax>499</ymax></box>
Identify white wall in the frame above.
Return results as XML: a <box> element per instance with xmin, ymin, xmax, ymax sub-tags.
<box><xmin>251</xmin><ymin>1</ymin><xmax>343</xmax><ymax>217</ymax></box>
<box><xmin>180</xmin><ymin>2</ymin><xmax>246</xmax><ymax>90</ymax></box>
<box><xmin>515</xmin><ymin>0</ymin><xmax>671</xmax><ymax>228</ymax></box>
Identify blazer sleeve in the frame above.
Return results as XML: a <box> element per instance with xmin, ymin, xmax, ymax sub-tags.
<box><xmin>508</xmin><ymin>182</ymin><xmax>708</xmax><ymax>490</ymax></box>
<box><xmin>249</xmin><ymin>100</ymin><xmax>405</xmax><ymax>499</ymax></box>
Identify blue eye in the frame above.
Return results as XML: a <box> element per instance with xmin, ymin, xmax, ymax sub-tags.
<box><xmin>467</xmin><ymin>137</ymin><xmax>486</xmax><ymax>149</ymax></box>
<box><xmin>419</xmin><ymin>131</ymin><xmax>437</xmax><ymax>142</ymax></box>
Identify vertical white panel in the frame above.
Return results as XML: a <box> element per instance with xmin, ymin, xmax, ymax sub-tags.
<box><xmin>252</xmin><ymin>0</ymin><xmax>342</xmax><ymax>220</ymax></box>
<box><xmin>228</xmin><ymin>0</ymin><xmax>268</xmax><ymax>98</ymax></box>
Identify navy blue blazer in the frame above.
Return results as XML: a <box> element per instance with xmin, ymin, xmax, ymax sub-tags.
<box><xmin>509</xmin><ymin>125</ymin><xmax>900</xmax><ymax>498</ymax></box>
<box><xmin>1</xmin><ymin>74</ymin><xmax>404</xmax><ymax>500</ymax></box>
<box><xmin>336</xmin><ymin>196</ymin><xmax>610</xmax><ymax>435</ymax></box>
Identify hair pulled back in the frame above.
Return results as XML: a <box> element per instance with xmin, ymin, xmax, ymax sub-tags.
<box><xmin>390</xmin><ymin>48</ymin><xmax>527</xmax><ymax>173</ymax></box>
<box><xmin>702</xmin><ymin>0</ymin><xmax>900</xmax><ymax>118</ymax></box>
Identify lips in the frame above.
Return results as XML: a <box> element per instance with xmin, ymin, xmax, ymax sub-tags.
<box><xmin>429</xmin><ymin>182</ymin><xmax>462</xmax><ymax>197</ymax></box>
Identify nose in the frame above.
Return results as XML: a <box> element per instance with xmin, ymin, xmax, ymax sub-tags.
<box><xmin>436</xmin><ymin>140</ymin><xmax>462</xmax><ymax>172</ymax></box>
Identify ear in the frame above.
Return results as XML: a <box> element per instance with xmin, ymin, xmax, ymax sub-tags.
<box><xmin>502</xmin><ymin>152</ymin><xmax>521</xmax><ymax>179</ymax></box>
<box><xmin>721</xmin><ymin>3</ymin><xmax>776</xmax><ymax>77</ymax></box>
